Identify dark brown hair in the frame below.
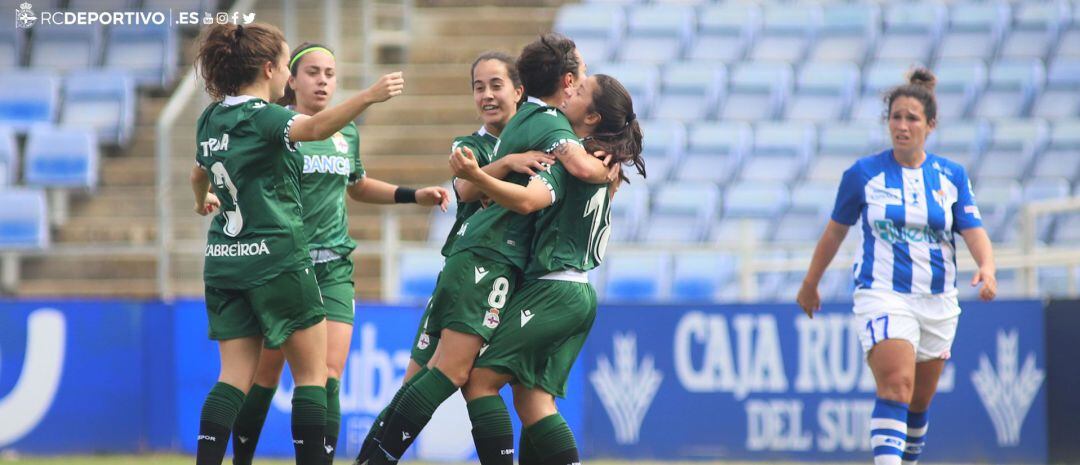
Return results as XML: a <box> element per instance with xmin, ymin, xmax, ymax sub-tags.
<box><xmin>583</xmin><ymin>74</ymin><xmax>646</xmax><ymax>182</ymax></box>
<box><xmin>883</xmin><ymin>67</ymin><xmax>938</xmax><ymax>123</ymax></box>
<box><xmin>471</xmin><ymin>51</ymin><xmax>523</xmax><ymax>90</ymax></box>
<box><xmin>196</xmin><ymin>23</ymin><xmax>286</xmax><ymax>100</ymax></box>
<box><xmin>516</xmin><ymin>33</ymin><xmax>580</xmax><ymax>99</ymax></box>
<box><xmin>278</xmin><ymin>42</ymin><xmax>334</xmax><ymax>107</ymax></box>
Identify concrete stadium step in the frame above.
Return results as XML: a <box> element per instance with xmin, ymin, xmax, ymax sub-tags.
<box><xmin>101</xmin><ymin>157</ymin><xmax>157</xmax><ymax>187</ymax></box>
<box><xmin>72</xmin><ymin>186</ymin><xmax>157</xmax><ymax>217</ymax></box>
<box><xmin>359</xmin><ymin>123</ymin><xmax>477</xmax><ymax>155</ymax></box>
<box><xmin>21</xmin><ymin>255</ymin><xmax>157</xmax><ymax>280</ymax></box>
<box><xmin>363</xmin><ymin>95</ymin><xmax>475</xmax><ymax>125</ymax></box>
<box><xmin>54</xmin><ymin>217</ymin><xmax>156</xmax><ymax>245</ymax></box>
<box><xmin>413</xmin><ymin>7</ymin><xmax>556</xmax><ymax>36</ymax></box>
<box><xmin>16</xmin><ymin>278</ymin><xmax>158</xmax><ymax>298</ymax></box>
<box><xmin>410</xmin><ymin>35</ymin><xmax>540</xmax><ymax>64</ymax></box>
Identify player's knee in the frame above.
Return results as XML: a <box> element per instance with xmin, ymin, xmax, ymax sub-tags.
<box><xmin>437</xmin><ymin>363</ymin><xmax>472</xmax><ymax>387</ymax></box>
<box><xmin>877</xmin><ymin>372</ymin><xmax>914</xmax><ymax>402</ymax></box>
<box><xmin>326</xmin><ymin>365</ymin><xmax>343</xmax><ymax>380</ymax></box>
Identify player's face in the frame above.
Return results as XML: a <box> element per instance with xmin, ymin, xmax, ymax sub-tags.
<box><xmin>472</xmin><ymin>59</ymin><xmax>521</xmax><ymax>128</ymax></box>
<box><xmin>888</xmin><ymin>96</ymin><xmax>934</xmax><ymax>154</ymax></box>
<box><xmin>291</xmin><ymin>49</ymin><xmax>337</xmax><ymax>112</ymax></box>
<box><xmin>561</xmin><ymin>75</ymin><xmax>598</xmax><ymax>136</ymax></box>
<box><xmin>268</xmin><ymin>42</ymin><xmax>291</xmax><ymax>101</ymax></box>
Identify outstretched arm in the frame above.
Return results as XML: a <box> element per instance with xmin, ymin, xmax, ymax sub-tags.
<box><xmin>347</xmin><ymin>176</ymin><xmax>449</xmax><ymax>211</ymax></box>
<box><xmin>290</xmin><ymin>72</ymin><xmax>405</xmax><ymax>142</ymax></box>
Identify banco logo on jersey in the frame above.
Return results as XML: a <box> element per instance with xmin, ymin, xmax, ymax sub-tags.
<box><xmin>873</xmin><ymin>220</ymin><xmax>949</xmax><ymax>245</ymax></box>
<box><xmin>971</xmin><ymin>329</ymin><xmax>1044</xmax><ymax>447</ymax></box>
<box><xmin>589</xmin><ymin>332</ymin><xmax>662</xmax><ymax>445</ymax></box>
<box><xmin>0</xmin><ymin>309</ymin><xmax>66</xmax><ymax>448</ymax></box>
<box><xmin>304</xmin><ymin>155</ymin><xmax>351</xmax><ymax>176</ymax></box>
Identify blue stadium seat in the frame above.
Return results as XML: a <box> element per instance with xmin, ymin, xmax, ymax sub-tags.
<box><xmin>722</xmin><ymin>180</ymin><xmax>789</xmax><ymax>220</ymax></box>
<box><xmin>0</xmin><ymin>188</ymin><xmax>49</xmax><ymax>250</ymax></box>
<box><xmin>0</xmin><ymin>16</ymin><xmax>24</xmax><ymax>69</ymax></box>
<box><xmin>808</xmin><ymin>3</ymin><xmax>879</xmax><ymax>65</ymax></box>
<box><xmin>785</xmin><ymin>62</ymin><xmax>860</xmax><ymax>122</ymax></box>
<box><xmin>771</xmin><ymin>210</ymin><xmax>827</xmax><ymax>244</ymax></box>
<box><xmin>590</xmin><ymin>62</ymin><xmax>659</xmax><ymax>118</ymax></box>
<box><xmin>676</xmin><ymin>121</ymin><xmax>751</xmax><ymax>185</ymax></box>
<box><xmin>974</xmin><ymin>119</ymin><xmax>1047</xmax><ymax>184</ymax></box>
<box><xmin>615</xmin><ymin>4</ymin><xmax>693</xmax><ymax>64</ymax></box>
<box><xmin>995</xmin><ymin>178</ymin><xmax>1068</xmax><ymax>245</ymax></box>
<box><xmin>608</xmin><ymin>176</ymin><xmax>649</xmax><ymax>242</ymax></box>
<box><xmin>875</xmin><ymin>2</ymin><xmax>946</xmax><ymax>64</ymax></box>
<box><xmin>0</xmin><ymin>126</ymin><xmax>15</xmax><ymax>186</ymax></box>
<box><xmin>932</xmin><ymin>60</ymin><xmax>988</xmax><ymax>120</ymax></box>
<box><xmin>789</xmin><ymin>180</ymin><xmax>837</xmax><ymax>215</ymax></box>
<box><xmin>105</xmin><ymin>23</ymin><xmax>178</xmax><ymax>88</ymax></box>
<box><xmin>554</xmin><ymin>4</ymin><xmax>624</xmax><ymax>63</ymax></box>
<box><xmin>29</xmin><ymin>24</ymin><xmax>102</xmax><ymax>72</ymax></box>
<box><xmin>720</xmin><ymin>62</ymin><xmax>792</xmax><ymax>121</ymax></box>
<box><xmin>62</xmin><ymin>70</ymin><xmax>137</xmax><ymax>147</ymax></box>
<box><xmin>688</xmin><ymin>4</ymin><xmax>759</xmax><ymax>64</ymax></box>
<box><xmin>740</xmin><ymin>122</ymin><xmax>815</xmax><ymax>183</ymax></box>
<box><xmin>1031</xmin><ymin>59</ymin><xmax>1080</xmax><ymax>119</ymax></box>
<box><xmin>653</xmin><ymin>62</ymin><xmax>725</xmax><ymax>122</ymax></box>
<box><xmin>748</xmin><ymin>3</ymin><xmax>822</xmax><ymax>63</ymax></box>
<box><xmin>24</xmin><ymin>126</ymin><xmax>99</xmax><ymax>189</ymax></box>
<box><xmin>398</xmin><ymin>251</ymin><xmax>443</xmax><ymax>303</ymax></box>
<box><xmin>936</xmin><ymin>2</ymin><xmax>1010</xmax><ymax>63</ymax></box>
<box><xmin>1000</xmin><ymin>1</ymin><xmax>1069</xmax><ymax>61</ymax></box>
<box><xmin>810</xmin><ymin>122</ymin><xmax>881</xmax><ymax>184</ymax></box>
<box><xmin>604</xmin><ymin>251</ymin><xmax>670</xmax><ymax>301</ymax></box>
<box><xmin>0</xmin><ymin>71</ymin><xmax>60</xmax><ymax>132</ymax></box>
<box><xmin>972</xmin><ymin>59</ymin><xmax>1045</xmax><ymax>119</ymax></box>
<box><xmin>1032</xmin><ymin>119</ymin><xmax>1080</xmax><ymax>183</ymax></box>
<box><xmin>639</xmin><ymin>183</ymin><xmax>719</xmax><ymax>243</ymax></box>
<box><xmin>1052</xmin><ymin>212</ymin><xmax>1080</xmax><ymax>245</ymax></box>
<box><xmin>973</xmin><ymin>180</ymin><xmax>1021</xmax><ymax>242</ymax></box>
<box><xmin>926</xmin><ymin>119</ymin><xmax>989</xmax><ymax>170</ymax></box>
<box><xmin>671</xmin><ymin>252</ymin><xmax>735</xmax><ymax>301</ymax></box>
<box><xmin>854</xmin><ymin>60</ymin><xmax>912</xmax><ymax>121</ymax></box>
<box><xmin>709</xmin><ymin>217</ymin><xmax>771</xmax><ymax>246</ymax></box>
<box><xmin>639</xmin><ymin>119</ymin><xmax>686</xmax><ymax>181</ymax></box>
<box><xmin>1058</xmin><ymin>12</ymin><xmax>1080</xmax><ymax>59</ymax></box>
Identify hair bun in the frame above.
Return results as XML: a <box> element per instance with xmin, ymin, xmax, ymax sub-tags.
<box><xmin>908</xmin><ymin>67</ymin><xmax>936</xmax><ymax>92</ymax></box>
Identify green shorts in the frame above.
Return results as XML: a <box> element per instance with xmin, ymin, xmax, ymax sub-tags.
<box><xmin>426</xmin><ymin>250</ymin><xmax>519</xmax><ymax>342</ymax></box>
<box><xmin>409</xmin><ymin>285</ymin><xmax>439</xmax><ymax>366</ymax></box>
<box><xmin>315</xmin><ymin>256</ymin><xmax>356</xmax><ymax>325</ymax></box>
<box><xmin>204</xmin><ymin>267</ymin><xmax>326</xmax><ymax>349</ymax></box>
<box><xmin>474</xmin><ymin>278</ymin><xmax>597</xmax><ymax>398</ymax></box>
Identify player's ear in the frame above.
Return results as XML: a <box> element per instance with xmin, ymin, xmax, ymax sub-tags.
<box><xmin>585</xmin><ymin>111</ymin><xmax>601</xmax><ymax>128</ymax></box>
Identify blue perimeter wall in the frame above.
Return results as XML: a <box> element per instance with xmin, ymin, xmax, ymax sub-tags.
<box><xmin>0</xmin><ymin>298</ymin><xmax>1063</xmax><ymax>463</ymax></box>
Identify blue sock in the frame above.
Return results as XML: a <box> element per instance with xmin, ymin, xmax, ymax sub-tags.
<box><xmin>871</xmin><ymin>397</ymin><xmax>908</xmax><ymax>465</ymax></box>
<box><xmin>902</xmin><ymin>410</ymin><xmax>928</xmax><ymax>465</ymax></box>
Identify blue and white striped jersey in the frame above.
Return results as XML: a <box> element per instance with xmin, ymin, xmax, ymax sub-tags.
<box><xmin>831</xmin><ymin>150</ymin><xmax>983</xmax><ymax>294</ymax></box>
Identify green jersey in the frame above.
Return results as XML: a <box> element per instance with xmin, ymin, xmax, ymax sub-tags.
<box><xmin>441</xmin><ymin>126</ymin><xmax>498</xmax><ymax>257</ymax></box>
<box><xmin>524</xmin><ymin>162</ymin><xmax>612</xmax><ymax>280</ymax></box>
<box><xmin>195</xmin><ymin>96</ymin><xmax>310</xmax><ymax>289</ymax></box>
<box><xmin>299</xmin><ymin>122</ymin><xmax>364</xmax><ymax>256</ymax></box>
<box><xmin>450</xmin><ymin>97</ymin><xmax>581</xmax><ymax>270</ymax></box>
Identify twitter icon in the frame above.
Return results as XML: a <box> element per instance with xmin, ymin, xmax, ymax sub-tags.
<box><xmin>243</xmin><ymin>12</ymin><xmax>255</xmax><ymax>24</ymax></box>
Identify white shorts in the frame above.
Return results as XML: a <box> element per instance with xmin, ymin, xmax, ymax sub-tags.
<box><xmin>853</xmin><ymin>288</ymin><xmax>961</xmax><ymax>362</ymax></box>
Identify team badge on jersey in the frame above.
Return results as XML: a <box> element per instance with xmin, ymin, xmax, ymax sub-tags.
<box><xmin>417</xmin><ymin>333</ymin><xmax>430</xmax><ymax>350</ymax></box>
<box><xmin>332</xmin><ymin>132</ymin><xmax>349</xmax><ymax>154</ymax></box>
<box><xmin>483</xmin><ymin>308</ymin><xmax>501</xmax><ymax>329</ymax></box>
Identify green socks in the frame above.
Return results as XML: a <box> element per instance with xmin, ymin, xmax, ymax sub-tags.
<box><xmin>372</xmin><ymin>368</ymin><xmax>458</xmax><ymax>462</ymax></box>
<box><xmin>231</xmin><ymin>383</ymin><xmax>277</xmax><ymax>465</ymax></box>
<box><xmin>325</xmin><ymin>377</ymin><xmax>341</xmax><ymax>462</ymax></box>
<box><xmin>525</xmin><ymin>414</ymin><xmax>580</xmax><ymax>465</ymax></box>
<box><xmin>356</xmin><ymin>366</ymin><xmax>429</xmax><ymax>464</ymax></box>
<box><xmin>196</xmin><ymin>382</ymin><xmax>245</xmax><ymax>465</ymax></box>
<box><xmin>467</xmin><ymin>395</ymin><xmax>515</xmax><ymax>465</ymax></box>
<box><xmin>292</xmin><ymin>385</ymin><xmax>327</xmax><ymax>465</ymax></box>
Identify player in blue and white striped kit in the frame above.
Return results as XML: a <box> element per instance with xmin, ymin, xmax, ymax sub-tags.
<box><xmin>797</xmin><ymin>68</ymin><xmax>998</xmax><ymax>465</ymax></box>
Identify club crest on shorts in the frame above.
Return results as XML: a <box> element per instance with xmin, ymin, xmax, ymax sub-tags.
<box><xmin>483</xmin><ymin>308</ymin><xmax>500</xmax><ymax>329</ymax></box>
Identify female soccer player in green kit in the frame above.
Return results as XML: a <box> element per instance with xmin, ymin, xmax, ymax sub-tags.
<box><xmin>357</xmin><ymin>33</ymin><xmax>619</xmax><ymax>465</ymax></box>
<box><xmin>450</xmin><ymin>73</ymin><xmax>645</xmax><ymax>465</ymax></box>
<box><xmin>225</xmin><ymin>42</ymin><xmax>451</xmax><ymax>465</ymax></box>
<box><xmin>190</xmin><ymin>23</ymin><xmax>403</xmax><ymax>465</ymax></box>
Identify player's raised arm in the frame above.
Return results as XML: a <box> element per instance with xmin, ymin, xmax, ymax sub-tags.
<box><xmin>289</xmin><ymin>72</ymin><xmax>405</xmax><ymax>142</ymax></box>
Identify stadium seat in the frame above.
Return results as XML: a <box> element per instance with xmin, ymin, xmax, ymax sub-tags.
<box><xmin>751</xmin><ymin>250</ymin><xmax>793</xmax><ymax>301</ymax></box>
<box><xmin>936</xmin><ymin>2</ymin><xmax>1010</xmax><ymax>63</ymax></box>
<box><xmin>789</xmin><ymin>180</ymin><xmax>838</xmax><ymax>216</ymax></box>
<box><xmin>615</xmin><ymin>4</ymin><xmax>693</xmax><ymax>64</ymax></box>
<box><xmin>398</xmin><ymin>251</ymin><xmax>443</xmax><ymax>302</ymax></box>
<box><xmin>675</xmin><ymin>121</ymin><xmax>751</xmax><ymax>185</ymax></box>
<box><xmin>1058</xmin><ymin>16</ymin><xmax>1080</xmax><ymax>60</ymax></box>
<box><xmin>0</xmin><ymin>188</ymin><xmax>49</xmax><ymax>250</ymax></box>
<box><xmin>972</xmin><ymin>59</ymin><xmax>1045</xmax><ymax>119</ymax></box>
<box><xmin>1031</xmin><ymin>119</ymin><xmax>1080</xmax><ymax>183</ymax></box>
<box><xmin>973</xmin><ymin>180</ymin><xmax>1020</xmax><ymax>242</ymax></box>
<box><xmin>554</xmin><ymin>4</ymin><xmax>624</xmax><ymax>63</ymax></box>
<box><xmin>854</xmin><ymin>60</ymin><xmax>914</xmax><ymax>121</ymax></box>
<box><xmin>590</xmin><ymin>62</ymin><xmax>659</xmax><ymax>118</ymax></box>
<box><xmin>1052</xmin><ymin>212</ymin><xmax>1080</xmax><ymax>245</ymax></box>
<box><xmin>62</xmin><ymin>70</ymin><xmax>137</xmax><ymax>147</ymax></box>
<box><xmin>819</xmin><ymin>121</ymin><xmax>884</xmax><ymax>158</ymax></box>
<box><xmin>1031</xmin><ymin>59</ymin><xmax>1080</xmax><ymax>119</ymax></box>
<box><xmin>1000</xmin><ymin>1</ymin><xmax>1069</xmax><ymax>61</ymax></box>
<box><xmin>671</xmin><ymin>252</ymin><xmax>735</xmax><ymax>301</ymax></box>
<box><xmin>105</xmin><ymin>23</ymin><xmax>179</xmax><ymax>88</ymax></box>
<box><xmin>808</xmin><ymin>3</ymin><xmax>879</xmax><ymax>65</ymax></box>
<box><xmin>739</xmin><ymin>121</ymin><xmax>815</xmax><ymax>183</ymax></box>
<box><xmin>771</xmin><ymin>210</ymin><xmax>828</xmax><ymax>244</ymax></box>
<box><xmin>748</xmin><ymin>3</ymin><xmax>822</xmax><ymax>63</ymax></box>
<box><xmin>604</xmin><ymin>251</ymin><xmax>670</xmax><ymax>301</ymax></box>
<box><xmin>0</xmin><ymin>71</ymin><xmax>60</xmax><ymax>132</ymax></box>
<box><xmin>719</xmin><ymin>62</ymin><xmax>793</xmax><ymax>121</ymax></box>
<box><xmin>932</xmin><ymin>60</ymin><xmax>988</xmax><ymax>120</ymax></box>
<box><xmin>784</xmin><ymin>61</ymin><xmax>860</xmax><ymax>122</ymax></box>
<box><xmin>875</xmin><ymin>2</ymin><xmax>946</xmax><ymax>64</ymax></box>
<box><xmin>24</xmin><ymin>125</ymin><xmax>99</xmax><ymax>189</ymax></box>
<box><xmin>639</xmin><ymin>183</ymin><xmax>719</xmax><ymax>243</ymax></box>
<box><xmin>29</xmin><ymin>24</ymin><xmax>102</xmax><ymax>72</ymax></box>
<box><xmin>1023</xmin><ymin>177</ymin><xmax>1071</xmax><ymax>205</ymax></box>
<box><xmin>819</xmin><ymin>268</ymin><xmax>856</xmax><ymax>302</ymax></box>
<box><xmin>973</xmin><ymin>119</ymin><xmax>1048</xmax><ymax>184</ymax></box>
<box><xmin>0</xmin><ymin>126</ymin><xmax>15</xmax><ymax>186</ymax></box>
<box><xmin>925</xmin><ymin>119</ymin><xmax>989</xmax><ymax>170</ymax></box>
<box><xmin>688</xmin><ymin>3</ymin><xmax>760</xmax><ymax>64</ymax></box>
<box><xmin>653</xmin><ymin>62</ymin><xmax>725</xmax><ymax>122</ymax></box>
<box><xmin>608</xmin><ymin>176</ymin><xmax>650</xmax><ymax>242</ymax></box>
<box><xmin>0</xmin><ymin>16</ymin><xmax>24</xmax><ymax>69</ymax></box>
<box><xmin>638</xmin><ymin>119</ymin><xmax>686</xmax><ymax>181</ymax></box>
<box><xmin>709</xmin><ymin>217</ymin><xmax>771</xmax><ymax>246</ymax></box>
<box><xmin>722</xmin><ymin>180</ymin><xmax>789</xmax><ymax>219</ymax></box>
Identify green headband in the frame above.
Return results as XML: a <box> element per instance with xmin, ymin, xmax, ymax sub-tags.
<box><xmin>289</xmin><ymin>46</ymin><xmax>334</xmax><ymax>70</ymax></box>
